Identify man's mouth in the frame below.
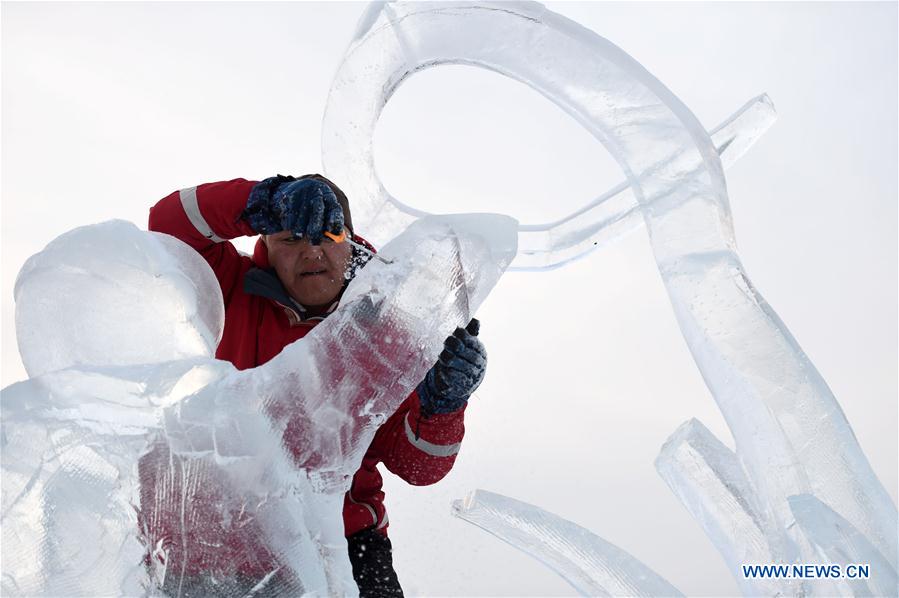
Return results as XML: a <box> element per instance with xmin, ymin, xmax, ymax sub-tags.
<box><xmin>299</xmin><ymin>269</ymin><xmax>327</xmax><ymax>278</ymax></box>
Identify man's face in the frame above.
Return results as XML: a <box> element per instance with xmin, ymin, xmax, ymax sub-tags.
<box><xmin>265</xmin><ymin>231</ymin><xmax>353</xmax><ymax>308</ymax></box>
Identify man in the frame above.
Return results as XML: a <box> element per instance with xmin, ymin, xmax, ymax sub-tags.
<box><xmin>149</xmin><ymin>174</ymin><xmax>486</xmax><ymax>596</ymax></box>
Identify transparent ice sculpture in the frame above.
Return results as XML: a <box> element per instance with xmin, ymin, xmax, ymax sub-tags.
<box><xmin>453</xmin><ymin>489</ymin><xmax>684</xmax><ymax>597</ymax></box>
<box><xmin>1</xmin><ymin>216</ymin><xmax>517</xmax><ymax>596</ymax></box>
<box><xmin>788</xmin><ymin>494</ymin><xmax>898</xmax><ymax>597</ymax></box>
<box><xmin>322</xmin><ymin>2</ymin><xmax>776</xmax><ymax>269</ymax></box>
<box><xmin>324</xmin><ymin>1</ymin><xmax>897</xmax><ymax>594</ymax></box>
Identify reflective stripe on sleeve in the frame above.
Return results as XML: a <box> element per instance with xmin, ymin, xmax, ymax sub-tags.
<box><xmin>179</xmin><ymin>186</ymin><xmax>225</xmax><ymax>242</ymax></box>
<box><xmin>403</xmin><ymin>413</ymin><xmax>461</xmax><ymax>458</ymax></box>
<box><xmin>347</xmin><ymin>490</ymin><xmax>377</xmax><ymax>527</ymax></box>
<box><xmin>377</xmin><ymin>512</ymin><xmax>389</xmax><ymax>530</ymax></box>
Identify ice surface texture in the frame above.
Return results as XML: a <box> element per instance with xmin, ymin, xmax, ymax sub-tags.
<box><xmin>452</xmin><ymin>490</ymin><xmax>684</xmax><ymax>597</ymax></box>
<box><xmin>2</xmin><ymin>216</ymin><xmax>516</xmax><ymax>596</ymax></box>
<box><xmin>789</xmin><ymin>494</ymin><xmax>898</xmax><ymax>597</ymax></box>
<box><xmin>13</xmin><ymin>223</ymin><xmax>225</xmax><ymax>378</ymax></box>
<box><xmin>322</xmin><ymin>2</ymin><xmax>775</xmax><ymax>270</ymax></box>
<box><xmin>655</xmin><ymin>419</ymin><xmax>799</xmax><ymax>597</ymax></box>
<box><xmin>324</xmin><ymin>1</ymin><xmax>897</xmax><ymax>594</ymax></box>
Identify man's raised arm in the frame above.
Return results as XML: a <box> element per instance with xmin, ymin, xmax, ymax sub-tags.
<box><xmin>149</xmin><ymin>178</ymin><xmax>259</xmax><ymax>300</ymax></box>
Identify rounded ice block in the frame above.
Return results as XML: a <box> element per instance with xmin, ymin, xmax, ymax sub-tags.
<box><xmin>14</xmin><ymin>220</ymin><xmax>224</xmax><ymax>377</ymax></box>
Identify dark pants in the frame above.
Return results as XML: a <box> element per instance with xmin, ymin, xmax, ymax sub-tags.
<box><xmin>348</xmin><ymin>527</ymin><xmax>404</xmax><ymax>597</ymax></box>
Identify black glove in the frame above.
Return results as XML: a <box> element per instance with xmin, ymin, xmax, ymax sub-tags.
<box><xmin>243</xmin><ymin>176</ymin><xmax>344</xmax><ymax>244</ymax></box>
<box><xmin>417</xmin><ymin>319</ymin><xmax>486</xmax><ymax>416</ymax></box>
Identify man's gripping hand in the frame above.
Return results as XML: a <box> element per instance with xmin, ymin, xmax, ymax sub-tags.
<box><xmin>242</xmin><ymin>176</ymin><xmax>344</xmax><ymax>244</ymax></box>
<box><xmin>417</xmin><ymin>319</ymin><xmax>486</xmax><ymax>416</ymax></box>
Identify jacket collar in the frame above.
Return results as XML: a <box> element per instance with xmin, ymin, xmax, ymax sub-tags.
<box><xmin>243</xmin><ymin>267</ymin><xmax>340</xmax><ymax>324</ymax></box>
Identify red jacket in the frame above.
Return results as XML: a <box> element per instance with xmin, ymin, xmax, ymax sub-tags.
<box><xmin>148</xmin><ymin>179</ymin><xmax>466</xmax><ymax>540</ymax></box>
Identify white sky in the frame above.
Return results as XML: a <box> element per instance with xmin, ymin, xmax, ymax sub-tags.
<box><xmin>2</xmin><ymin>2</ymin><xmax>896</xmax><ymax>596</ymax></box>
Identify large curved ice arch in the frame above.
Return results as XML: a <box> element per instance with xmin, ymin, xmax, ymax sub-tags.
<box><xmin>323</xmin><ymin>0</ymin><xmax>897</xmax><ymax>591</ymax></box>
<box><xmin>322</xmin><ymin>1</ymin><xmax>777</xmax><ymax>270</ymax></box>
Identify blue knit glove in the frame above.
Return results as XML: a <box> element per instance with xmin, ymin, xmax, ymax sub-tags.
<box><xmin>417</xmin><ymin>319</ymin><xmax>486</xmax><ymax>416</ymax></box>
<box><xmin>242</xmin><ymin>176</ymin><xmax>345</xmax><ymax>244</ymax></box>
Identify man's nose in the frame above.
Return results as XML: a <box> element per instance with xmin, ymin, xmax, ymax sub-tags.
<box><xmin>297</xmin><ymin>241</ymin><xmax>325</xmax><ymax>259</ymax></box>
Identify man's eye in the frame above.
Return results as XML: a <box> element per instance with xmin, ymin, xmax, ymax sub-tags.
<box><xmin>282</xmin><ymin>237</ymin><xmax>299</xmax><ymax>244</ymax></box>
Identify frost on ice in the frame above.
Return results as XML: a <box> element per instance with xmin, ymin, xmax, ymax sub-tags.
<box><xmin>323</xmin><ymin>1</ymin><xmax>897</xmax><ymax>595</ymax></box>
<box><xmin>1</xmin><ymin>217</ymin><xmax>516</xmax><ymax>596</ymax></box>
